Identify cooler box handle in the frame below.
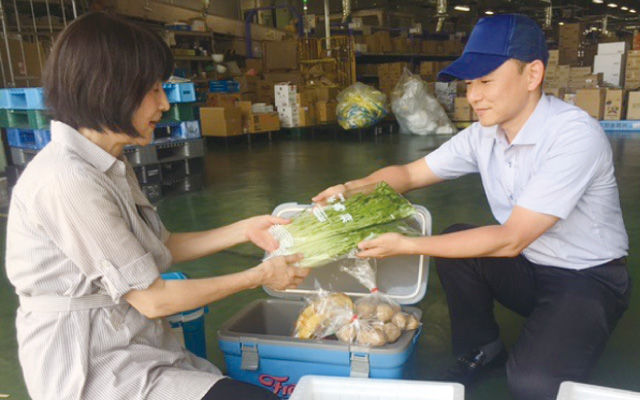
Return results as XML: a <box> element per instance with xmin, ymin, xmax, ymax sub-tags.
<box><xmin>240</xmin><ymin>340</ymin><xmax>260</xmax><ymax>371</ymax></box>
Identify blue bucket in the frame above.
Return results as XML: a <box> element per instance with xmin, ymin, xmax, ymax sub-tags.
<box><xmin>161</xmin><ymin>272</ymin><xmax>208</xmax><ymax>359</ymax></box>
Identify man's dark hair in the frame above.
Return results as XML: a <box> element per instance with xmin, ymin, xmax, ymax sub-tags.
<box><xmin>43</xmin><ymin>12</ymin><xmax>173</xmax><ymax>137</ymax></box>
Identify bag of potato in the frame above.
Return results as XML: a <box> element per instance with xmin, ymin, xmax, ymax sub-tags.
<box><xmin>335</xmin><ymin>314</ymin><xmax>403</xmax><ymax>347</ymax></box>
<box><xmin>340</xmin><ymin>258</ymin><xmax>421</xmax><ymax>334</ymax></box>
<box><xmin>293</xmin><ymin>290</ymin><xmax>355</xmax><ymax>340</ymax></box>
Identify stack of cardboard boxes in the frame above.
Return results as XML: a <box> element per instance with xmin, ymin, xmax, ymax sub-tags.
<box><xmin>625</xmin><ymin>51</ymin><xmax>640</xmax><ymax>90</ymax></box>
<box><xmin>593</xmin><ymin>42</ymin><xmax>626</xmax><ymax>87</ymax></box>
<box><xmin>559</xmin><ymin>23</ymin><xmax>583</xmax><ymax>66</ymax></box>
<box><xmin>377</xmin><ymin>62</ymin><xmax>407</xmax><ymax>98</ymax></box>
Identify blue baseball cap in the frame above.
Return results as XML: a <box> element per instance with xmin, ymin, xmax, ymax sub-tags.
<box><xmin>437</xmin><ymin>14</ymin><xmax>549</xmax><ymax>82</ymax></box>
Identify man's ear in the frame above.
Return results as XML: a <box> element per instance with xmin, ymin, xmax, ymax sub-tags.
<box><xmin>527</xmin><ymin>60</ymin><xmax>545</xmax><ymax>92</ymax></box>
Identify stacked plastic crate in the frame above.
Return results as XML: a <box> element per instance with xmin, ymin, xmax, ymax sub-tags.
<box><xmin>125</xmin><ymin>82</ymin><xmax>205</xmax><ymax>202</ymax></box>
<box><xmin>0</xmin><ymin>88</ymin><xmax>50</xmax><ymax>185</ymax></box>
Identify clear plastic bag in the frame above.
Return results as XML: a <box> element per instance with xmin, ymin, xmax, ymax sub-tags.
<box><xmin>294</xmin><ymin>289</ymin><xmax>355</xmax><ymax>339</ymax></box>
<box><xmin>336</xmin><ymin>82</ymin><xmax>389</xmax><ymax>130</ymax></box>
<box><xmin>390</xmin><ymin>68</ymin><xmax>456</xmax><ymax>136</ymax></box>
<box><xmin>266</xmin><ymin>182</ymin><xmax>421</xmax><ymax>268</ymax></box>
<box><xmin>341</xmin><ymin>258</ymin><xmax>421</xmax><ymax>333</ymax></box>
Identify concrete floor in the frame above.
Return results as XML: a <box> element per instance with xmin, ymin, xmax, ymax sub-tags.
<box><xmin>1</xmin><ymin>129</ymin><xmax>639</xmax><ymax>399</ymax></box>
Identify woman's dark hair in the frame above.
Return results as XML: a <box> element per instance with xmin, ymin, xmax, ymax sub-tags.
<box><xmin>43</xmin><ymin>12</ymin><xmax>173</xmax><ymax>137</ymax></box>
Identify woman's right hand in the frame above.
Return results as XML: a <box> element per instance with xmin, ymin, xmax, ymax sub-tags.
<box><xmin>254</xmin><ymin>254</ymin><xmax>310</xmax><ymax>290</ymax></box>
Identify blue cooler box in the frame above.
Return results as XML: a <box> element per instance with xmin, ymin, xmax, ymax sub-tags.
<box><xmin>218</xmin><ymin>203</ymin><xmax>432</xmax><ymax>399</ymax></box>
<box><xmin>162</xmin><ymin>272</ymin><xmax>208</xmax><ymax>359</ymax></box>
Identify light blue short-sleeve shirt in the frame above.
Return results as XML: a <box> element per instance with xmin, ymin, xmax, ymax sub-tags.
<box><xmin>425</xmin><ymin>94</ymin><xmax>628</xmax><ymax>270</ymax></box>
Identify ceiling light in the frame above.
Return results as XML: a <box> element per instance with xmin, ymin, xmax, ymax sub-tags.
<box><xmin>607</xmin><ymin>3</ymin><xmax>618</xmax><ymax>7</ymax></box>
<box><xmin>559</xmin><ymin>22</ymin><xmax>565</xmax><ymax>25</ymax></box>
<box><xmin>592</xmin><ymin>0</ymin><xmax>603</xmax><ymax>3</ymax></box>
<box><xmin>631</xmin><ymin>9</ymin><xmax>637</xmax><ymax>13</ymax></box>
<box><xmin>454</xmin><ymin>5</ymin><xmax>471</xmax><ymax>12</ymax></box>
<box><xmin>485</xmin><ymin>10</ymin><xmax>494</xmax><ymax>15</ymax></box>
<box><xmin>621</xmin><ymin>6</ymin><xmax>628</xmax><ymax>10</ymax></box>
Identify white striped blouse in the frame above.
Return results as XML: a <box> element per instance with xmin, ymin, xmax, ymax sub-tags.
<box><xmin>5</xmin><ymin>121</ymin><xmax>223</xmax><ymax>400</ymax></box>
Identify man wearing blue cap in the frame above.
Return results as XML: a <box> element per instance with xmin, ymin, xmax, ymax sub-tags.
<box><xmin>314</xmin><ymin>13</ymin><xmax>630</xmax><ymax>400</ymax></box>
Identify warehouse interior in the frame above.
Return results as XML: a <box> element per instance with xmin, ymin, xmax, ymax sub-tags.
<box><xmin>0</xmin><ymin>0</ymin><xmax>639</xmax><ymax>399</ymax></box>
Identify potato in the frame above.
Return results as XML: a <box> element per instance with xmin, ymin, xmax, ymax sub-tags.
<box><xmin>336</xmin><ymin>324</ymin><xmax>357</xmax><ymax>343</ymax></box>
<box><xmin>406</xmin><ymin>314</ymin><xmax>421</xmax><ymax>330</ymax></box>
<box><xmin>356</xmin><ymin>328</ymin><xmax>388</xmax><ymax>347</ymax></box>
<box><xmin>391</xmin><ymin>312</ymin><xmax>409</xmax><ymax>330</ymax></box>
<box><xmin>356</xmin><ymin>301</ymin><xmax>376</xmax><ymax>319</ymax></box>
<box><xmin>376</xmin><ymin>303</ymin><xmax>396</xmax><ymax>323</ymax></box>
<box><xmin>383</xmin><ymin>322</ymin><xmax>402</xmax><ymax>343</ymax></box>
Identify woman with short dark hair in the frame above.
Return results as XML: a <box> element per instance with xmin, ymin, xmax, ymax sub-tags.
<box><xmin>5</xmin><ymin>12</ymin><xmax>309</xmax><ymax>400</ymax></box>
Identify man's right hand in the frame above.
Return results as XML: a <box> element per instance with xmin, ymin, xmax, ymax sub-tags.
<box><xmin>311</xmin><ymin>183</ymin><xmax>350</xmax><ymax>205</ymax></box>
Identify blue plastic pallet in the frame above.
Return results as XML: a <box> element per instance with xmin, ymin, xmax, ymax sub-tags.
<box><xmin>600</xmin><ymin>120</ymin><xmax>640</xmax><ymax>132</ymax></box>
<box><xmin>163</xmin><ymin>83</ymin><xmax>196</xmax><ymax>103</ymax></box>
<box><xmin>0</xmin><ymin>88</ymin><xmax>45</xmax><ymax>110</ymax></box>
<box><xmin>6</xmin><ymin>128</ymin><xmax>51</xmax><ymax>150</ymax></box>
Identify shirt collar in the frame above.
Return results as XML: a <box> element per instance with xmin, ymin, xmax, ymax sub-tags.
<box><xmin>50</xmin><ymin>120</ymin><xmax>119</xmax><ymax>173</ymax></box>
<box><xmin>492</xmin><ymin>94</ymin><xmax>551</xmax><ymax>146</ymax></box>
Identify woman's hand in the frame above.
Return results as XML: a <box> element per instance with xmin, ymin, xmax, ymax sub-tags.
<box><xmin>356</xmin><ymin>233</ymin><xmax>416</xmax><ymax>259</ymax></box>
<box><xmin>254</xmin><ymin>254</ymin><xmax>310</xmax><ymax>290</ymax></box>
<box><xmin>242</xmin><ymin>215</ymin><xmax>291</xmax><ymax>252</ymax></box>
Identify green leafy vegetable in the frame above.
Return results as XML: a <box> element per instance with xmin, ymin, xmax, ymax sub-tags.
<box><xmin>269</xmin><ymin>182</ymin><xmax>421</xmax><ymax>268</ymax></box>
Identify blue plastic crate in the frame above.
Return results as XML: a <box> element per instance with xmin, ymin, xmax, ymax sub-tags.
<box><xmin>208</xmin><ymin>80</ymin><xmax>241</xmax><ymax>93</ymax></box>
<box><xmin>154</xmin><ymin>120</ymin><xmax>201</xmax><ymax>142</ymax></box>
<box><xmin>3</xmin><ymin>88</ymin><xmax>45</xmax><ymax>110</ymax></box>
<box><xmin>163</xmin><ymin>83</ymin><xmax>196</xmax><ymax>103</ymax></box>
<box><xmin>6</xmin><ymin>128</ymin><xmax>51</xmax><ymax>150</ymax></box>
<box><xmin>0</xmin><ymin>89</ymin><xmax>8</xmax><ymax>109</ymax></box>
<box><xmin>161</xmin><ymin>271</ymin><xmax>208</xmax><ymax>359</ymax></box>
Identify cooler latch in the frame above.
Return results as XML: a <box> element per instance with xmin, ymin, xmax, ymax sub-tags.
<box><xmin>350</xmin><ymin>352</ymin><xmax>370</xmax><ymax>377</ymax></box>
<box><xmin>240</xmin><ymin>340</ymin><xmax>259</xmax><ymax>371</ymax></box>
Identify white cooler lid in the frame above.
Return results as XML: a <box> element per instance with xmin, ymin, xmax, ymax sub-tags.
<box><xmin>264</xmin><ymin>203</ymin><xmax>432</xmax><ymax>305</ymax></box>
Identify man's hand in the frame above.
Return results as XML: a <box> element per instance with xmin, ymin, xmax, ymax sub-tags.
<box><xmin>357</xmin><ymin>233</ymin><xmax>416</xmax><ymax>259</ymax></box>
<box><xmin>254</xmin><ymin>254</ymin><xmax>311</xmax><ymax>290</ymax></box>
<box><xmin>311</xmin><ymin>183</ymin><xmax>349</xmax><ymax>205</ymax></box>
<box><xmin>243</xmin><ymin>215</ymin><xmax>290</xmax><ymax>252</ymax></box>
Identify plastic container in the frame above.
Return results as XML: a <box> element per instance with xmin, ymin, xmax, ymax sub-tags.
<box><xmin>161</xmin><ymin>272</ymin><xmax>208</xmax><ymax>359</ymax></box>
<box><xmin>557</xmin><ymin>382</ymin><xmax>640</xmax><ymax>400</ymax></box>
<box><xmin>163</xmin><ymin>83</ymin><xmax>196</xmax><ymax>103</ymax></box>
<box><xmin>6</xmin><ymin>128</ymin><xmax>50</xmax><ymax>150</ymax></box>
<box><xmin>290</xmin><ymin>375</ymin><xmax>465</xmax><ymax>400</ymax></box>
<box><xmin>218</xmin><ymin>204</ymin><xmax>432</xmax><ymax>399</ymax></box>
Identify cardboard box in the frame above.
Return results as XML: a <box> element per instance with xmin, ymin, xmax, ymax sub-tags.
<box><xmin>200</xmin><ymin>107</ymin><xmax>243</xmax><ymax>137</ymax></box>
<box><xmin>576</xmin><ymin>89</ymin><xmax>606</xmax><ymax>119</ymax></box>
<box><xmin>263</xmin><ymin>40</ymin><xmax>298</xmax><ymax>71</ymax></box>
<box><xmin>627</xmin><ymin>92</ymin><xmax>640</xmax><ymax>119</ymax></box>
<box><xmin>604</xmin><ymin>89</ymin><xmax>623</xmax><ymax>120</ymax></box>
<box><xmin>245</xmin><ymin>58</ymin><xmax>263</xmax><ymax>74</ymax></box>
<box><xmin>391</xmin><ymin>37</ymin><xmax>409</xmax><ymax>53</ymax></box>
<box><xmin>597</xmin><ymin>42</ymin><xmax>627</xmax><ymax>55</ymax></box>
<box><xmin>232</xmin><ymin>38</ymin><xmax>263</xmax><ymax>58</ymax></box>
<box><xmin>570</xmin><ymin>67</ymin><xmax>593</xmax><ymax>77</ymax></box>
<box><xmin>250</xmin><ymin>113</ymin><xmax>280</xmax><ymax>132</ymax></box>
<box><xmin>315</xmin><ymin>101</ymin><xmax>337</xmax><ymax>122</ymax></box>
<box><xmin>452</xmin><ymin>97</ymin><xmax>472</xmax><ymax>121</ymax></box>
<box><xmin>308</xmin><ymin>86</ymin><xmax>340</xmax><ymax>102</ymax></box>
<box><xmin>298</xmin><ymin>106</ymin><xmax>315</xmax><ymax>127</ymax></box>
<box><xmin>545</xmin><ymin>88</ymin><xmax>566</xmax><ymax>99</ymax></box>
<box><xmin>548</xmin><ymin>50</ymin><xmax>559</xmax><ymax>65</ymax></box>
<box><xmin>206</xmin><ymin>93</ymin><xmax>241</xmax><ymax>108</ymax></box>
<box><xmin>0</xmin><ymin>38</ymin><xmax>47</xmax><ymax>85</ymax></box>
<box><xmin>263</xmin><ymin>71</ymin><xmax>304</xmax><ymax>87</ymax></box>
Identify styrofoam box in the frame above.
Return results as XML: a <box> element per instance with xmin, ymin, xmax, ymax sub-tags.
<box><xmin>557</xmin><ymin>382</ymin><xmax>640</xmax><ymax>400</ymax></box>
<box><xmin>290</xmin><ymin>376</ymin><xmax>465</xmax><ymax>400</ymax></box>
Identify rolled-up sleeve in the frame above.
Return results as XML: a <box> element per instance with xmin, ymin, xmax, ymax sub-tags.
<box><xmin>425</xmin><ymin>125</ymin><xmax>480</xmax><ymax>179</ymax></box>
<box><xmin>31</xmin><ymin>170</ymin><xmax>160</xmax><ymax>302</ymax></box>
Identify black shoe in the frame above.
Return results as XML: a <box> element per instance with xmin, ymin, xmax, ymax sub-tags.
<box><xmin>438</xmin><ymin>348</ymin><xmax>508</xmax><ymax>386</ymax></box>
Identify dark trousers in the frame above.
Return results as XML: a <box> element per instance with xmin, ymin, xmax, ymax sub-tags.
<box><xmin>202</xmin><ymin>378</ymin><xmax>279</xmax><ymax>400</ymax></box>
<box><xmin>435</xmin><ymin>224</ymin><xmax>631</xmax><ymax>400</ymax></box>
